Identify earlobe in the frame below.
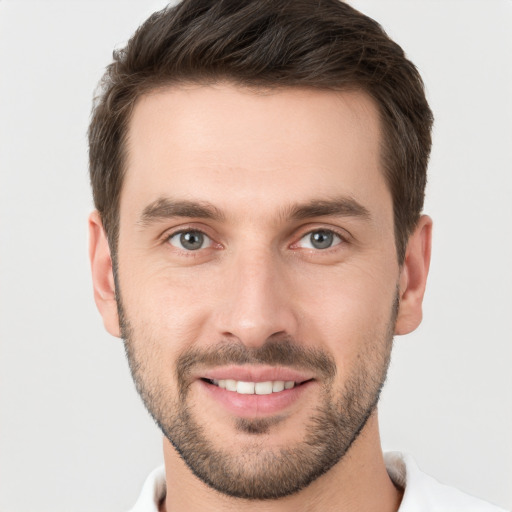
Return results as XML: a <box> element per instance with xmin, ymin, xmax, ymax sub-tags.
<box><xmin>394</xmin><ymin>215</ymin><xmax>433</xmax><ymax>335</ymax></box>
<box><xmin>88</xmin><ymin>211</ymin><xmax>121</xmax><ymax>338</ymax></box>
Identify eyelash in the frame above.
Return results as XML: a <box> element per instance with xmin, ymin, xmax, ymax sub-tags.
<box><xmin>292</xmin><ymin>228</ymin><xmax>348</xmax><ymax>251</ymax></box>
<box><xmin>164</xmin><ymin>228</ymin><xmax>217</xmax><ymax>254</ymax></box>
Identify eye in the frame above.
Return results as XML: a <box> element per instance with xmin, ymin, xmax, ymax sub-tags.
<box><xmin>168</xmin><ymin>230</ymin><xmax>212</xmax><ymax>251</ymax></box>
<box><xmin>297</xmin><ymin>229</ymin><xmax>342</xmax><ymax>250</ymax></box>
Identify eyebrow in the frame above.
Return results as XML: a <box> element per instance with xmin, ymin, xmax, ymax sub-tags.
<box><xmin>287</xmin><ymin>197</ymin><xmax>371</xmax><ymax>221</ymax></box>
<box><xmin>138</xmin><ymin>198</ymin><xmax>225</xmax><ymax>226</ymax></box>
<box><xmin>137</xmin><ymin>195</ymin><xmax>371</xmax><ymax>226</ymax></box>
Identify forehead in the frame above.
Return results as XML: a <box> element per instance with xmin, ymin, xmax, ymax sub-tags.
<box><xmin>122</xmin><ymin>84</ymin><xmax>390</xmax><ymax>222</ymax></box>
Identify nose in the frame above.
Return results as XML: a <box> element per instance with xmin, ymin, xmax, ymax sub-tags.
<box><xmin>213</xmin><ymin>247</ymin><xmax>298</xmax><ymax>348</ymax></box>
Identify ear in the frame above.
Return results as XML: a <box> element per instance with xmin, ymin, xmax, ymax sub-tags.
<box><xmin>88</xmin><ymin>211</ymin><xmax>121</xmax><ymax>338</ymax></box>
<box><xmin>395</xmin><ymin>215</ymin><xmax>433</xmax><ymax>335</ymax></box>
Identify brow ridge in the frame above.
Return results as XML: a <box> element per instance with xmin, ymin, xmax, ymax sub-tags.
<box><xmin>287</xmin><ymin>197</ymin><xmax>371</xmax><ymax>221</ymax></box>
<box><xmin>137</xmin><ymin>195</ymin><xmax>371</xmax><ymax>226</ymax></box>
<box><xmin>138</xmin><ymin>197</ymin><xmax>225</xmax><ymax>226</ymax></box>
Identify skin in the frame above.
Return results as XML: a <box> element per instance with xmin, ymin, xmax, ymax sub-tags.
<box><xmin>89</xmin><ymin>84</ymin><xmax>432</xmax><ymax>512</ymax></box>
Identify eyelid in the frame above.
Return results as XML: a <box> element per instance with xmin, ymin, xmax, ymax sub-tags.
<box><xmin>290</xmin><ymin>225</ymin><xmax>351</xmax><ymax>249</ymax></box>
<box><xmin>160</xmin><ymin>223</ymin><xmax>209</xmax><ymax>240</ymax></box>
<box><xmin>168</xmin><ymin>230</ymin><xmax>212</xmax><ymax>250</ymax></box>
<box><xmin>160</xmin><ymin>224</ymin><xmax>222</xmax><ymax>250</ymax></box>
<box><xmin>298</xmin><ymin>231</ymin><xmax>341</xmax><ymax>250</ymax></box>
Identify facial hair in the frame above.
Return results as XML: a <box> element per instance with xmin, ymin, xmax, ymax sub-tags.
<box><xmin>119</xmin><ymin>296</ymin><xmax>397</xmax><ymax>500</ymax></box>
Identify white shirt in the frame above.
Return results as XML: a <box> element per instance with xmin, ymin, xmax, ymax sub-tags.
<box><xmin>128</xmin><ymin>452</ymin><xmax>507</xmax><ymax>512</ymax></box>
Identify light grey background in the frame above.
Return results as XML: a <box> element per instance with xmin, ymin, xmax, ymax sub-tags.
<box><xmin>0</xmin><ymin>1</ymin><xmax>511</xmax><ymax>511</ymax></box>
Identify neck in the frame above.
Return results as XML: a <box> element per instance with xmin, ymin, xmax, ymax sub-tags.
<box><xmin>160</xmin><ymin>411</ymin><xmax>402</xmax><ymax>512</ymax></box>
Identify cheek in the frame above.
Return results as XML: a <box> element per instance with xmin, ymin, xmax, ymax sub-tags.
<box><xmin>120</xmin><ymin>277</ymin><xmax>208</xmax><ymax>398</ymax></box>
<box><xmin>294</xmin><ymin>261</ymin><xmax>397</xmax><ymax>363</ymax></box>
<box><xmin>120</xmin><ymin>264</ymin><xmax>215</xmax><ymax>349</ymax></box>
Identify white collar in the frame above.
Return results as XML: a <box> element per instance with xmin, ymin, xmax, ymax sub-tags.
<box><xmin>128</xmin><ymin>452</ymin><xmax>506</xmax><ymax>511</ymax></box>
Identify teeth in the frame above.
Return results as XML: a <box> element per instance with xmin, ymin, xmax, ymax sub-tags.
<box><xmin>225</xmin><ymin>379</ymin><xmax>237</xmax><ymax>392</ymax></box>
<box><xmin>272</xmin><ymin>381</ymin><xmax>285</xmax><ymax>392</ymax></box>
<box><xmin>255</xmin><ymin>381</ymin><xmax>273</xmax><ymax>395</ymax></box>
<box><xmin>237</xmin><ymin>381</ymin><xmax>255</xmax><ymax>394</ymax></box>
<box><xmin>210</xmin><ymin>379</ymin><xmax>296</xmax><ymax>395</ymax></box>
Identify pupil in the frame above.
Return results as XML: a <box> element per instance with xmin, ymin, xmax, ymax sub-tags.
<box><xmin>311</xmin><ymin>231</ymin><xmax>333</xmax><ymax>249</ymax></box>
<box><xmin>181</xmin><ymin>231</ymin><xmax>203</xmax><ymax>250</ymax></box>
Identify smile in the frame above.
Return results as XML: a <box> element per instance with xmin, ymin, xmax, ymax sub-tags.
<box><xmin>199</xmin><ymin>370</ymin><xmax>316</xmax><ymax>417</ymax></box>
<box><xmin>206</xmin><ymin>379</ymin><xmax>297</xmax><ymax>395</ymax></box>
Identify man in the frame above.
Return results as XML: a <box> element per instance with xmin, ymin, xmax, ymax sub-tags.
<box><xmin>87</xmin><ymin>1</ymin><xmax>506</xmax><ymax>511</ymax></box>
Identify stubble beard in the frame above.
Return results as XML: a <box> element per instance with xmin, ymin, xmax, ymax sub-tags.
<box><xmin>119</xmin><ymin>297</ymin><xmax>397</xmax><ymax>500</ymax></box>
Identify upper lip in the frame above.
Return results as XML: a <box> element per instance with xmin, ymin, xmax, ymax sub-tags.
<box><xmin>198</xmin><ymin>365</ymin><xmax>316</xmax><ymax>384</ymax></box>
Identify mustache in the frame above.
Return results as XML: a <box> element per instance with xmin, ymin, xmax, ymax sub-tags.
<box><xmin>175</xmin><ymin>335</ymin><xmax>337</xmax><ymax>385</ymax></box>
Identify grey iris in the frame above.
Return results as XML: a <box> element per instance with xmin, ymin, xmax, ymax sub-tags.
<box><xmin>310</xmin><ymin>230</ymin><xmax>334</xmax><ymax>249</ymax></box>
<box><xmin>180</xmin><ymin>231</ymin><xmax>204</xmax><ymax>250</ymax></box>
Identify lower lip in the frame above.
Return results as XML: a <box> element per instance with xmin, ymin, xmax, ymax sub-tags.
<box><xmin>199</xmin><ymin>379</ymin><xmax>315</xmax><ymax>418</ymax></box>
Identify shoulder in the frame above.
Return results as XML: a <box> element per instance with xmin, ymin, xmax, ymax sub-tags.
<box><xmin>385</xmin><ymin>452</ymin><xmax>507</xmax><ymax>512</ymax></box>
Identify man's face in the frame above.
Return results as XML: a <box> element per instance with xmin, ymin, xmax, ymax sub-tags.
<box><xmin>111</xmin><ymin>85</ymin><xmax>404</xmax><ymax>498</ymax></box>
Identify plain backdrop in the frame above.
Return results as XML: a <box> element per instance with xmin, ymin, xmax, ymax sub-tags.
<box><xmin>0</xmin><ymin>1</ymin><xmax>511</xmax><ymax>511</ymax></box>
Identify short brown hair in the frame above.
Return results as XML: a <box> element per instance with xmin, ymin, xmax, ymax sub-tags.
<box><xmin>88</xmin><ymin>0</ymin><xmax>433</xmax><ymax>263</ymax></box>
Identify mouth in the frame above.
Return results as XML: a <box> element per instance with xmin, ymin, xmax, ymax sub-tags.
<box><xmin>201</xmin><ymin>378</ymin><xmax>309</xmax><ymax>395</ymax></box>
<box><xmin>196</xmin><ymin>367</ymin><xmax>316</xmax><ymax>417</ymax></box>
